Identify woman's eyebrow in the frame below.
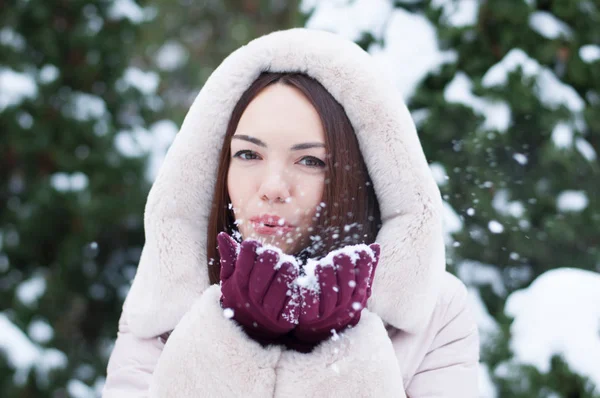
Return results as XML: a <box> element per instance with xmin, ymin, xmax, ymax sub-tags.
<box><xmin>232</xmin><ymin>135</ymin><xmax>325</xmax><ymax>151</ymax></box>
<box><xmin>232</xmin><ymin>135</ymin><xmax>266</xmax><ymax>147</ymax></box>
<box><xmin>290</xmin><ymin>142</ymin><xmax>326</xmax><ymax>151</ymax></box>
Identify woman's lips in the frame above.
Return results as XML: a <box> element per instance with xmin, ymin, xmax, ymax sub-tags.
<box><xmin>251</xmin><ymin>222</ymin><xmax>294</xmax><ymax>236</ymax></box>
<box><xmin>250</xmin><ymin>215</ymin><xmax>295</xmax><ymax>236</ymax></box>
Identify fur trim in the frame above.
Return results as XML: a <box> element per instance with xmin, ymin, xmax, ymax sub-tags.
<box><xmin>275</xmin><ymin>309</ymin><xmax>405</xmax><ymax>397</ymax></box>
<box><xmin>149</xmin><ymin>285</ymin><xmax>281</xmax><ymax>397</ymax></box>
<box><xmin>125</xmin><ymin>28</ymin><xmax>445</xmax><ymax>338</ymax></box>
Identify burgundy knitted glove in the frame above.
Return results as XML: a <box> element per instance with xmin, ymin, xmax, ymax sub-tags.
<box><xmin>218</xmin><ymin>232</ymin><xmax>300</xmax><ymax>344</ymax></box>
<box><xmin>290</xmin><ymin>243</ymin><xmax>380</xmax><ymax>348</ymax></box>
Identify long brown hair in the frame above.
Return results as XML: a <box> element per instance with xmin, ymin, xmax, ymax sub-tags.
<box><xmin>206</xmin><ymin>72</ymin><xmax>381</xmax><ymax>284</ymax></box>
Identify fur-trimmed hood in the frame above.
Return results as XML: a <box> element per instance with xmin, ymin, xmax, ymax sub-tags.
<box><xmin>124</xmin><ymin>28</ymin><xmax>445</xmax><ymax>338</ymax></box>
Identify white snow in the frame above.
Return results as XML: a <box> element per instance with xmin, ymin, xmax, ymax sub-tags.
<box><xmin>64</xmin><ymin>92</ymin><xmax>107</xmax><ymax>121</ymax></box>
<box><xmin>28</xmin><ymin>319</ymin><xmax>54</xmax><ymax>344</ymax></box>
<box><xmin>16</xmin><ymin>274</ymin><xmax>46</xmax><ymax>307</ymax></box>
<box><xmin>410</xmin><ymin>108</ymin><xmax>430</xmax><ymax>127</ymax></box>
<box><xmin>0</xmin><ymin>313</ymin><xmax>67</xmax><ymax>386</ymax></box>
<box><xmin>114</xmin><ymin>119</ymin><xmax>177</xmax><ymax>182</ymax></box>
<box><xmin>70</xmin><ymin>172</ymin><xmax>89</xmax><ymax>191</ymax></box>
<box><xmin>528</xmin><ymin>11</ymin><xmax>573</xmax><ymax>39</ymax></box>
<box><xmin>0</xmin><ymin>68</ymin><xmax>38</xmax><ymax>111</ymax></box>
<box><xmin>442</xmin><ymin>200</ymin><xmax>463</xmax><ymax>245</ymax></box>
<box><xmin>75</xmin><ymin>363</ymin><xmax>95</xmax><ymax>380</ymax></box>
<box><xmin>482</xmin><ymin>49</ymin><xmax>585</xmax><ymax>113</ymax></box>
<box><xmin>317</xmin><ymin>243</ymin><xmax>373</xmax><ymax>268</ymax></box>
<box><xmin>83</xmin><ymin>5</ymin><xmax>104</xmax><ymax>35</ymax></box>
<box><xmin>304</xmin><ymin>0</ymin><xmax>456</xmax><ymax>99</ymax></box>
<box><xmin>556</xmin><ymin>190</ymin><xmax>588</xmax><ymax>212</ymax></box>
<box><xmin>551</xmin><ymin>122</ymin><xmax>573</xmax><ymax>148</ymax></box>
<box><xmin>50</xmin><ymin>172</ymin><xmax>89</xmax><ymax>192</ymax></box>
<box><xmin>0</xmin><ymin>314</ymin><xmax>38</xmax><ymax>372</ymax></box>
<box><xmin>512</xmin><ymin>153</ymin><xmax>528</xmax><ymax>165</ymax></box>
<box><xmin>255</xmin><ymin>243</ymin><xmax>301</xmax><ymax>270</ymax></box>
<box><xmin>155</xmin><ymin>41</ymin><xmax>189</xmax><ymax>71</ymax></box>
<box><xmin>0</xmin><ymin>27</ymin><xmax>26</xmax><ymax>50</ymax></box>
<box><xmin>468</xmin><ymin>287</ymin><xmax>499</xmax><ymax>345</ymax></box>
<box><xmin>94</xmin><ymin>378</ymin><xmax>106</xmax><ymax>397</ymax></box>
<box><xmin>296</xmin><ymin>259</ymin><xmax>320</xmax><ymax>291</ymax></box>
<box><xmin>304</xmin><ymin>0</ymin><xmax>392</xmax><ymax>42</ymax></box>
<box><xmin>478</xmin><ymin>362</ymin><xmax>498</xmax><ymax>398</ymax></box>
<box><xmin>38</xmin><ymin>64</ymin><xmax>59</xmax><ymax>84</ymax></box>
<box><xmin>223</xmin><ymin>308</ymin><xmax>234</xmax><ymax>319</ymax></box>
<box><xmin>483</xmin><ymin>50</ymin><xmax>537</xmax><ymax>87</ymax></box>
<box><xmin>492</xmin><ymin>189</ymin><xmax>525</xmax><ymax>218</ymax></box>
<box><xmin>488</xmin><ymin>220</ymin><xmax>504</xmax><ymax>234</ymax></box>
<box><xmin>118</xmin><ymin>67</ymin><xmax>159</xmax><ymax>95</ymax></box>
<box><xmin>587</xmin><ymin>91</ymin><xmax>600</xmax><ymax>106</ymax></box>
<box><xmin>147</xmin><ymin>120</ymin><xmax>178</xmax><ymax>181</ymax></box>
<box><xmin>429</xmin><ymin>162</ymin><xmax>449</xmax><ymax>186</ymax></box>
<box><xmin>505</xmin><ymin>268</ymin><xmax>600</xmax><ymax>387</ymax></box>
<box><xmin>456</xmin><ymin>260</ymin><xmax>506</xmax><ymax>296</ymax></box>
<box><xmin>114</xmin><ymin>126</ymin><xmax>149</xmax><ymax>158</ymax></box>
<box><xmin>67</xmin><ymin>379</ymin><xmax>95</xmax><ymax>398</ymax></box>
<box><xmin>18</xmin><ymin>112</ymin><xmax>33</xmax><ymax>129</ymax></box>
<box><xmin>108</xmin><ymin>0</ymin><xmax>153</xmax><ymax>24</ymax></box>
<box><xmin>296</xmin><ymin>243</ymin><xmax>375</xmax><ymax>291</ymax></box>
<box><xmin>444</xmin><ymin>72</ymin><xmax>511</xmax><ymax>132</ymax></box>
<box><xmin>431</xmin><ymin>0</ymin><xmax>479</xmax><ymax>28</ymax></box>
<box><xmin>579</xmin><ymin>44</ymin><xmax>600</xmax><ymax>63</ymax></box>
<box><xmin>370</xmin><ymin>8</ymin><xmax>457</xmax><ymax>99</ymax></box>
<box><xmin>50</xmin><ymin>173</ymin><xmax>71</xmax><ymax>192</ymax></box>
<box><xmin>575</xmin><ymin>138</ymin><xmax>597</xmax><ymax>161</ymax></box>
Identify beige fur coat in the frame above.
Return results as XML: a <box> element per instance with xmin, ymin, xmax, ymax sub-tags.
<box><xmin>103</xmin><ymin>28</ymin><xmax>479</xmax><ymax>397</ymax></box>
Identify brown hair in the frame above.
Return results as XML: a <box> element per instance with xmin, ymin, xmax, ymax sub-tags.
<box><xmin>206</xmin><ymin>72</ymin><xmax>381</xmax><ymax>284</ymax></box>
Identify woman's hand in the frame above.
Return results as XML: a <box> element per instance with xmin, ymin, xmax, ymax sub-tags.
<box><xmin>217</xmin><ymin>232</ymin><xmax>300</xmax><ymax>343</ymax></box>
<box><xmin>292</xmin><ymin>243</ymin><xmax>380</xmax><ymax>345</ymax></box>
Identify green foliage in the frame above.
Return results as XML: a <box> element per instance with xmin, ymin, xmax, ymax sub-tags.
<box><xmin>492</xmin><ymin>356</ymin><xmax>600</xmax><ymax>398</ymax></box>
<box><xmin>1</xmin><ymin>0</ymin><xmax>155</xmax><ymax>395</ymax></box>
<box><xmin>2</xmin><ymin>0</ymin><xmax>598</xmax><ymax>396</ymax></box>
<box><xmin>1</xmin><ymin>0</ymin><xmax>306</xmax><ymax>395</ymax></box>
<box><xmin>399</xmin><ymin>0</ymin><xmax>600</xmax><ymax>395</ymax></box>
<box><xmin>138</xmin><ymin>0</ymin><xmax>307</xmax><ymax>123</ymax></box>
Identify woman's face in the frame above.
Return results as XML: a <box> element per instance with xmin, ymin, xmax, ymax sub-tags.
<box><xmin>227</xmin><ymin>83</ymin><xmax>327</xmax><ymax>254</ymax></box>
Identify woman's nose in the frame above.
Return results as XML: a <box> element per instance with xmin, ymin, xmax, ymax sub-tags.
<box><xmin>258</xmin><ymin>171</ymin><xmax>291</xmax><ymax>204</ymax></box>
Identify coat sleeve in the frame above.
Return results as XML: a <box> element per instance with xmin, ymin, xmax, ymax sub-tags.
<box><xmin>102</xmin><ymin>301</ymin><xmax>163</xmax><ymax>397</ymax></box>
<box><xmin>103</xmin><ymin>284</ymin><xmax>282</xmax><ymax>398</ymax></box>
<box><xmin>404</xmin><ymin>280</ymin><xmax>480</xmax><ymax>398</ymax></box>
<box><xmin>274</xmin><ymin>308</ymin><xmax>406</xmax><ymax>398</ymax></box>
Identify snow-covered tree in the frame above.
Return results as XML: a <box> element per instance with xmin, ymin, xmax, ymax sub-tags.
<box><xmin>0</xmin><ymin>0</ymin><xmax>174</xmax><ymax>395</ymax></box>
<box><xmin>1</xmin><ymin>0</ymin><xmax>307</xmax><ymax>395</ymax></box>
<box><xmin>139</xmin><ymin>0</ymin><xmax>306</xmax><ymax>122</ymax></box>
<box><xmin>3</xmin><ymin>0</ymin><xmax>598</xmax><ymax>396</ymax></box>
<box><xmin>304</xmin><ymin>0</ymin><xmax>599</xmax><ymax>396</ymax></box>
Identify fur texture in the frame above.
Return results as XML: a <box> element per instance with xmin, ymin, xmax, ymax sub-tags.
<box><xmin>104</xmin><ymin>271</ymin><xmax>480</xmax><ymax>397</ymax></box>
<box><xmin>275</xmin><ymin>309</ymin><xmax>406</xmax><ymax>397</ymax></box>
<box><xmin>149</xmin><ymin>285</ymin><xmax>282</xmax><ymax>397</ymax></box>
<box><xmin>125</xmin><ymin>28</ymin><xmax>445</xmax><ymax>338</ymax></box>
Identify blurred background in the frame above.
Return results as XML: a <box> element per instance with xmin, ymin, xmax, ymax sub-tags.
<box><xmin>1</xmin><ymin>0</ymin><xmax>599</xmax><ymax>396</ymax></box>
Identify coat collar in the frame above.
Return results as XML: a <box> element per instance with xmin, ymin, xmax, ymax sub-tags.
<box><xmin>125</xmin><ymin>28</ymin><xmax>445</xmax><ymax>338</ymax></box>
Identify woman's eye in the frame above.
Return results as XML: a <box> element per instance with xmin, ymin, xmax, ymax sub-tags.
<box><xmin>298</xmin><ymin>156</ymin><xmax>326</xmax><ymax>168</ymax></box>
<box><xmin>233</xmin><ymin>150</ymin><xmax>260</xmax><ymax>160</ymax></box>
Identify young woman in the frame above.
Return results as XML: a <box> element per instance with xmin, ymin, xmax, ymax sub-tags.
<box><xmin>103</xmin><ymin>28</ymin><xmax>479</xmax><ymax>397</ymax></box>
